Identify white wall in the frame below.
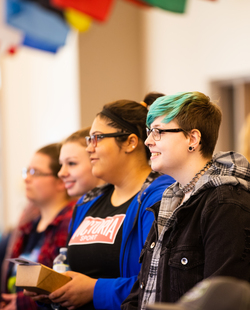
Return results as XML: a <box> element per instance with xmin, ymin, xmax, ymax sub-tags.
<box><xmin>142</xmin><ymin>0</ymin><xmax>250</xmax><ymax>96</ymax></box>
<box><xmin>0</xmin><ymin>32</ymin><xmax>80</xmax><ymax>230</ymax></box>
<box><xmin>1</xmin><ymin>0</ymin><xmax>250</xmax><ymax>229</ymax></box>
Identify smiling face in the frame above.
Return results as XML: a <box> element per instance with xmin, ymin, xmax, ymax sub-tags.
<box><xmin>86</xmin><ymin>116</ymin><xmax>127</xmax><ymax>184</ymax></box>
<box><xmin>145</xmin><ymin>115</ymin><xmax>189</xmax><ymax>177</ymax></box>
<box><xmin>58</xmin><ymin>142</ymin><xmax>100</xmax><ymax>197</ymax></box>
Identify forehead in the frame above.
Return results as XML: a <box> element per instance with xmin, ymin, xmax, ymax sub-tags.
<box><xmin>29</xmin><ymin>152</ymin><xmax>51</xmax><ymax>170</ymax></box>
<box><xmin>150</xmin><ymin>116</ymin><xmax>179</xmax><ymax>128</ymax></box>
<box><xmin>90</xmin><ymin>115</ymin><xmax>114</xmax><ymax>134</ymax></box>
<box><xmin>61</xmin><ymin>142</ymin><xmax>86</xmax><ymax>156</ymax></box>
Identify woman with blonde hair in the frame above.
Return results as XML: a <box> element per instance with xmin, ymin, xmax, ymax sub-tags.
<box><xmin>58</xmin><ymin>127</ymin><xmax>105</xmax><ymax>198</ymax></box>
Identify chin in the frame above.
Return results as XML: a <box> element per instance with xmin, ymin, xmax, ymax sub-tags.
<box><xmin>151</xmin><ymin>163</ymin><xmax>161</xmax><ymax>173</ymax></box>
<box><xmin>67</xmin><ymin>190</ymin><xmax>75</xmax><ymax>197</ymax></box>
<box><xmin>92</xmin><ymin>168</ymin><xmax>102</xmax><ymax>180</ymax></box>
<box><xmin>69</xmin><ymin>190</ymin><xmax>82</xmax><ymax>197</ymax></box>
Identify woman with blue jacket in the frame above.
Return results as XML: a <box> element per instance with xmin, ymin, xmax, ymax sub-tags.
<box><xmin>66</xmin><ymin>171</ymin><xmax>171</xmax><ymax>310</ymax></box>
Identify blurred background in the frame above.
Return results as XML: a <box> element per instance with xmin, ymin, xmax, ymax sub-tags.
<box><xmin>0</xmin><ymin>0</ymin><xmax>250</xmax><ymax>232</ymax></box>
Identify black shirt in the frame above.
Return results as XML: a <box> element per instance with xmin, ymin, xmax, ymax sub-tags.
<box><xmin>68</xmin><ymin>188</ymin><xmax>136</xmax><ymax>309</ymax></box>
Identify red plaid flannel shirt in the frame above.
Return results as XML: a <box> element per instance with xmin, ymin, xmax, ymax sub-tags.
<box><xmin>5</xmin><ymin>200</ymin><xmax>75</xmax><ymax>310</ymax></box>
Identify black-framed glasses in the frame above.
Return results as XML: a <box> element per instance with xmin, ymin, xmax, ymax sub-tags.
<box><xmin>146</xmin><ymin>127</ymin><xmax>184</xmax><ymax>141</ymax></box>
<box><xmin>22</xmin><ymin>167</ymin><xmax>55</xmax><ymax>179</ymax></box>
<box><xmin>85</xmin><ymin>132</ymin><xmax>131</xmax><ymax>147</ymax></box>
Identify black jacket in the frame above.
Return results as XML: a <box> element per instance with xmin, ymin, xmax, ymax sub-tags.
<box><xmin>122</xmin><ymin>152</ymin><xmax>250</xmax><ymax>310</ymax></box>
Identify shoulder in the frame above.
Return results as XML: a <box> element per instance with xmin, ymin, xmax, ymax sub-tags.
<box><xmin>144</xmin><ymin>174</ymin><xmax>175</xmax><ymax>196</ymax></box>
<box><xmin>152</xmin><ymin>174</ymin><xmax>175</xmax><ymax>186</ymax></box>
<box><xmin>51</xmin><ymin>202</ymin><xmax>75</xmax><ymax>227</ymax></box>
<box><xmin>78</xmin><ymin>184</ymin><xmax>113</xmax><ymax>205</ymax></box>
<box><xmin>214</xmin><ymin>184</ymin><xmax>250</xmax><ymax>209</ymax></box>
<box><xmin>196</xmin><ymin>184</ymin><xmax>250</xmax><ymax>217</ymax></box>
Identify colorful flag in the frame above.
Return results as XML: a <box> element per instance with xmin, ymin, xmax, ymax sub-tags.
<box><xmin>6</xmin><ymin>0</ymin><xmax>70</xmax><ymax>53</ymax></box>
<box><xmin>0</xmin><ymin>0</ymin><xmax>23</xmax><ymax>54</ymax></box>
<box><xmin>64</xmin><ymin>8</ymin><xmax>92</xmax><ymax>32</ymax></box>
<box><xmin>27</xmin><ymin>0</ymin><xmax>65</xmax><ymax>19</ymax></box>
<box><xmin>50</xmin><ymin>0</ymin><xmax>114</xmax><ymax>22</ymax></box>
<box><xmin>142</xmin><ymin>0</ymin><xmax>187</xmax><ymax>13</ymax></box>
<box><xmin>125</xmin><ymin>0</ymin><xmax>152</xmax><ymax>8</ymax></box>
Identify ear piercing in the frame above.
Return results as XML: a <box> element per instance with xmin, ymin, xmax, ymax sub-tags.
<box><xmin>188</xmin><ymin>146</ymin><xmax>194</xmax><ymax>152</ymax></box>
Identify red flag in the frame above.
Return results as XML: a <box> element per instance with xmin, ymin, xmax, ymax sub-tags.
<box><xmin>50</xmin><ymin>0</ymin><xmax>114</xmax><ymax>22</ymax></box>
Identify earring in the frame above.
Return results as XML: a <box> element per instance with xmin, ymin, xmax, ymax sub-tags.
<box><xmin>188</xmin><ymin>146</ymin><xmax>194</xmax><ymax>152</ymax></box>
<box><xmin>132</xmin><ymin>146</ymin><xmax>135</xmax><ymax>149</ymax></box>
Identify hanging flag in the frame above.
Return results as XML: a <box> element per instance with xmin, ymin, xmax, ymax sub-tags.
<box><xmin>125</xmin><ymin>0</ymin><xmax>151</xmax><ymax>8</ymax></box>
<box><xmin>26</xmin><ymin>0</ymin><xmax>65</xmax><ymax>20</ymax></box>
<box><xmin>64</xmin><ymin>8</ymin><xmax>92</xmax><ymax>32</ymax></box>
<box><xmin>50</xmin><ymin>0</ymin><xmax>114</xmax><ymax>22</ymax></box>
<box><xmin>0</xmin><ymin>24</ymin><xmax>23</xmax><ymax>55</ymax></box>
<box><xmin>27</xmin><ymin>0</ymin><xmax>92</xmax><ymax>32</ymax></box>
<box><xmin>6</xmin><ymin>0</ymin><xmax>70</xmax><ymax>53</ymax></box>
<box><xmin>142</xmin><ymin>0</ymin><xmax>187</xmax><ymax>13</ymax></box>
<box><xmin>0</xmin><ymin>0</ymin><xmax>23</xmax><ymax>55</ymax></box>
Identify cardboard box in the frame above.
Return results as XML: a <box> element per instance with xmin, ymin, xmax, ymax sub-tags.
<box><xmin>15</xmin><ymin>262</ymin><xmax>71</xmax><ymax>294</ymax></box>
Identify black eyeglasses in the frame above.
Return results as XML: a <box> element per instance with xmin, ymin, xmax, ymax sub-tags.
<box><xmin>146</xmin><ymin>128</ymin><xmax>184</xmax><ymax>141</ymax></box>
<box><xmin>22</xmin><ymin>167</ymin><xmax>55</xmax><ymax>179</ymax></box>
<box><xmin>85</xmin><ymin>132</ymin><xmax>130</xmax><ymax>147</ymax></box>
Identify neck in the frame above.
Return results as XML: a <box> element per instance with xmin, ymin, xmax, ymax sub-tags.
<box><xmin>95</xmin><ymin>178</ymin><xmax>106</xmax><ymax>187</ymax></box>
<box><xmin>111</xmin><ymin>160</ymin><xmax>151</xmax><ymax>207</ymax></box>
<box><xmin>179</xmin><ymin>157</ymin><xmax>212</xmax><ymax>194</ymax></box>
<box><xmin>176</xmin><ymin>156</ymin><xmax>212</xmax><ymax>188</ymax></box>
<box><xmin>36</xmin><ymin>195</ymin><xmax>70</xmax><ymax>232</ymax></box>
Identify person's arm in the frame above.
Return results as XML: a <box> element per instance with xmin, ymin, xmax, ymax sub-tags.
<box><xmin>93</xmin><ymin>197</ymin><xmax>157</xmax><ymax>310</ymax></box>
<box><xmin>93</xmin><ymin>178</ymin><xmax>172</xmax><ymax>310</ymax></box>
<box><xmin>1</xmin><ymin>292</ymin><xmax>39</xmax><ymax>310</ymax></box>
<box><xmin>120</xmin><ymin>278</ymin><xmax>141</xmax><ymax>310</ymax></box>
<box><xmin>48</xmin><ymin>271</ymin><xmax>96</xmax><ymax>310</ymax></box>
<box><xmin>202</xmin><ymin>188</ymin><xmax>250</xmax><ymax>279</ymax></box>
<box><xmin>50</xmin><ymin>178</ymin><xmax>171</xmax><ymax>310</ymax></box>
<box><xmin>93</xmin><ymin>275</ymin><xmax>138</xmax><ymax>310</ymax></box>
<box><xmin>16</xmin><ymin>292</ymin><xmax>42</xmax><ymax>310</ymax></box>
<box><xmin>23</xmin><ymin>290</ymin><xmax>51</xmax><ymax>308</ymax></box>
<box><xmin>49</xmin><ymin>201</ymin><xmax>155</xmax><ymax>310</ymax></box>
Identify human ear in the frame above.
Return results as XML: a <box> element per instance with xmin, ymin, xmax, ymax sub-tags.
<box><xmin>125</xmin><ymin>134</ymin><xmax>138</xmax><ymax>153</ymax></box>
<box><xmin>188</xmin><ymin>129</ymin><xmax>201</xmax><ymax>151</ymax></box>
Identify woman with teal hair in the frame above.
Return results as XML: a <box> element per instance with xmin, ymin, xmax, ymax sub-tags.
<box><xmin>122</xmin><ymin>91</ymin><xmax>250</xmax><ymax>310</ymax></box>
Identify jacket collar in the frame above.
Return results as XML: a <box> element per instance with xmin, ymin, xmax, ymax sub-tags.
<box><xmin>81</xmin><ymin>171</ymin><xmax>162</xmax><ymax>204</ymax></box>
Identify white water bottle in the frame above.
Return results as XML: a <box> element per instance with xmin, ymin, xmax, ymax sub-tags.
<box><xmin>51</xmin><ymin>248</ymin><xmax>70</xmax><ymax>310</ymax></box>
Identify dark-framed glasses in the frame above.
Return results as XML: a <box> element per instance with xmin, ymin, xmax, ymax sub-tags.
<box><xmin>85</xmin><ymin>132</ymin><xmax>130</xmax><ymax>147</ymax></box>
<box><xmin>146</xmin><ymin>127</ymin><xmax>184</xmax><ymax>141</ymax></box>
<box><xmin>22</xmin><ymin>167</ymin><xmax>55</xmax><ymax>179</ymax></box>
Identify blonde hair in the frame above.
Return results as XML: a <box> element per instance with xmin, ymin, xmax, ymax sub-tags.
<box><xmin>240</xmin><ymin>114</ymin><xmax>250</xmax><ymax>162</ymax></box>
<box><xmin>62</xmin><ymin>127</ymin><xmax>91</xmax><ymax>147</ymax></box>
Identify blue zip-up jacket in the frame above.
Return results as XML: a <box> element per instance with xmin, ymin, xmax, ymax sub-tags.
<box><xmin>67</xmin><ymin>172</ymin><xmax>175</xmax><ymax>310</ymax></box>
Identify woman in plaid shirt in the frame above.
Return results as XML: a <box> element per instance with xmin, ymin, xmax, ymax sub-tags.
<box><xmin>1</xmin><ymin>143</ymin><xmax>75</xmax><ymax>310</ymax></box>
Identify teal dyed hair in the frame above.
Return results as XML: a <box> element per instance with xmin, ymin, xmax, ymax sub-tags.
<box><xmin>146</xmin><ymin>92</ymin><xmax>202</xmax><ymax>127</ymax></box>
